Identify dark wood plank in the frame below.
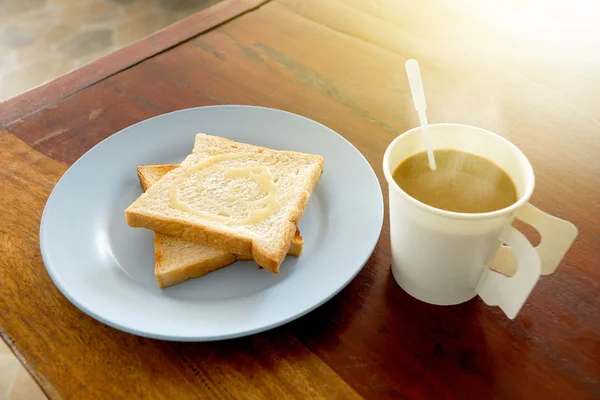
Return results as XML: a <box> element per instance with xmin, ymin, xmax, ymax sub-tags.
<box><xmin>2</xmin><ymin>0</ymin><xmax>600</xmax><ymax>398</ymax></box>
<box><xmin>0</xmin><ymin>0</ymin><xmax>270</xmax><ymax>129</ymax></box>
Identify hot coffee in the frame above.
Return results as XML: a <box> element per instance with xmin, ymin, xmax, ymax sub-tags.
<box><xmin>392</xmin><ymin>149</ymin><xmax>518</xmax><ymax>213</ymax></box>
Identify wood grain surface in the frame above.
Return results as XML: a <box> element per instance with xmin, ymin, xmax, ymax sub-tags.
<box><xmin>1</xmin><ymin>0</ymin><xmax>599</xmax><ymax>398</ymax></box>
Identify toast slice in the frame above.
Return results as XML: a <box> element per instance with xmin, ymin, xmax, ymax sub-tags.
<box><xmin>126</xmin><ymin>134</ymin><xmax>323</xmax><ymax>273</ymax></box>
<box><xmin>138</xmin><ymin>165</ymin><xmax>304</xmax><ymax>258</ymax></box>
<box><xmin>138</xmin><ymin>165</ymin><xmax>304</xmax><ymax>288</ymax></box>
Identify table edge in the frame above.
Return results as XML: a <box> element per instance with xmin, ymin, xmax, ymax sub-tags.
<box><xmin>0</xmin><ymin>0</ymin><xmax>270</xmax><ymax>129</ymax></box>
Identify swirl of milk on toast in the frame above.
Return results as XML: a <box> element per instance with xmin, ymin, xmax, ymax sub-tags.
<box><xmin>170</xmin><ymin>152</ymin><xmax>285</xmax><ymax>225</ymax></box>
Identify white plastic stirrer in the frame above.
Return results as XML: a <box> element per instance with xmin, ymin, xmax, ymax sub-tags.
<box><xmin>405</xmin><ymin>59</ymin><xmax>436</xmax><ymax>170</ymax></box>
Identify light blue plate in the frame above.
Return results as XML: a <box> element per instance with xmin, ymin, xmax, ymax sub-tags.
<box><xmin>40</xmin><ymin>106</ymin><xmax>384</xmax><ymax>341</ymax></box>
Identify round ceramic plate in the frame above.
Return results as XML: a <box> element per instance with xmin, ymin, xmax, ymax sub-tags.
<box><xmin>40</xmin><ymin>105</ymin><xmax>384</xmax><ymax>341</ymax></box>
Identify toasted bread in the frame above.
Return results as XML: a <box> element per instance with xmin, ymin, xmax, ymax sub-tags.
<box><xmin>126</xmin><ymin>134</ymin><xmax>323</xmax><ymax>273</ymax></box>
<box><xmin>137</xmin><ymin>165</ymin><xmax>304</xmax><ymax>257</ymax></box>
<box><xmin>137</xmin><ymin>165</ymin><xmax>304</xmax><ymax>288</ymax></box>
<box><xmin>153</xmin><ymin>234</ymin><xmax>236</xmax><ymax>288</ymax></box>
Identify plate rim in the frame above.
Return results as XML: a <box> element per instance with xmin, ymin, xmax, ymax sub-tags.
<box><xmin>40</xmin><ymin>105</ymin><xmax>384</xmax><ymax>341</ymax></box>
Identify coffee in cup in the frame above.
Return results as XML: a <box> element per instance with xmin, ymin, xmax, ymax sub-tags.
<box><xmin>392</xmin><ymin>149</ymin><xmax>517</xmax><ymax>214</ymax></box>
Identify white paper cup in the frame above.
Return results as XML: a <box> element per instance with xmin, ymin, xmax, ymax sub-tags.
<box><xmin>383</xmin><ymin>123</ymin><xmax>578</xmax><ymax>318</ymax></box>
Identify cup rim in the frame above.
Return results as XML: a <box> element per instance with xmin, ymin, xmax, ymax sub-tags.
<box><xmin>382</xmin><ymin>123</ymin><xmax>535</xmax><ymax>220</ymax></box>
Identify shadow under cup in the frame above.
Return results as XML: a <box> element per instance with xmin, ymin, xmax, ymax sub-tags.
<box><xmin>383</xmin><ymin>124</ymin><xmax>535</xmax><ymax>306</ymax></box>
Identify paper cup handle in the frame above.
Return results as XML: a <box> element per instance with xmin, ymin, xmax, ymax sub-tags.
<box><xmin>491</xmin><ymin>203</ymin><xmax>579</xmax><ymax>277</ymax></box>
<box><xmin>515</xmin><ymin>203</ymin><xmax>578</xmax><ymax>275</ymax></box>
<box><xmin>476</xmin><ymin>225</ymin><xmax>541</xmax><ymax>319</ymax></box>
<box><xmin>478</xmin><ymin>203</ymin><xmax>578</xmax><ymax>318</ymax></box>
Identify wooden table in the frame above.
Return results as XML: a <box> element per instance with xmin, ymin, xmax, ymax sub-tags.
<box><xmin>1</xmin><ymin>0</ymin><xmax>599</xmax><ymax>398</ymax></box>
